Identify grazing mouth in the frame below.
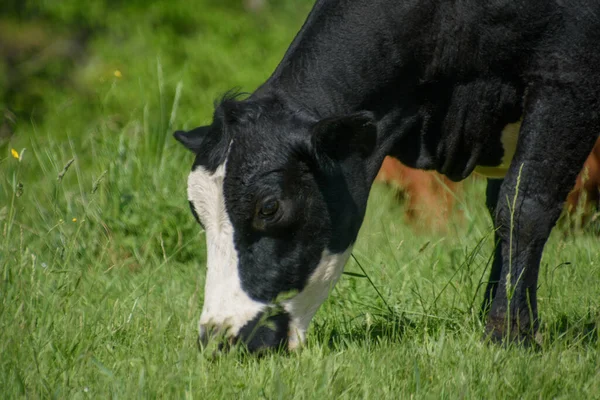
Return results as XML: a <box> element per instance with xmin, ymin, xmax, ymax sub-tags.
<box><xmin>198</xmin><ymin>308</ymin><xmax>292</xmax><ymax>354</ymax></box>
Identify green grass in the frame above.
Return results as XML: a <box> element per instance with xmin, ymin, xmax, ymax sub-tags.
<box><xmin>1</xmin><ymin>1</ymin><xmax>600</xmax><ymax>398</ymax></box>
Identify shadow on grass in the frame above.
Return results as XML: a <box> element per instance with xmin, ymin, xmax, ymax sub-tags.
<box><xmin>318</xmin><ymin>312</ymin><xmax>598</xmax><ymax>351</ymax></box>
<box><xmin>198</xmin><ymin>310</ymin><xmax>597</xmax><ymax>361</ymax></box>
<box><xmin>314</xmin><ymin>314</ymin><xmax>420</xmax><ymax>350</ymax></box>
<box><xmin>541</xmin><ymin>313</ymin><xmax>598</xmax><ymax>347</ymax></box>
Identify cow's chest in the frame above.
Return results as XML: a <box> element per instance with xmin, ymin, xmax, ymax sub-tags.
<box><xmin>474</xmin><ymin>120</ymin><xmax>521</xmax><ymax>179</ymax></box>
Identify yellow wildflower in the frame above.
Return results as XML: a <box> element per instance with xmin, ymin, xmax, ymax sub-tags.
<box><xmin>72</xmin><ymin>218</ymin><xmax>77</xmax><ymax>222</ymax></box>
<box><xmin>11</xmin><ymin>149</ymin><xmax>19</xmax><ymax>159</ymax></box>
<box><xmin>114</xmin><ymin>70</ymin><xmax>123</xmax><ymax>78</ymax></box>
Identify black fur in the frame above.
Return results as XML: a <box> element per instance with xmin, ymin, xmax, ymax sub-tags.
<box><xmin>237</xmin><ymin>309</ymin><xmax>290</xmax><ymax>353</ymax></box>
<box><xmin>176</xmin><ymin>0</ymin><xmax>600</xmax><ymax>349</ymax></box>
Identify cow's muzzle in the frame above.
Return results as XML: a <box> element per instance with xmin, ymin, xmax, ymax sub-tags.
<box><xmin>198</xmin><ymin>308</ymin><xmax>290</xmax><ymax>354</ymax></box>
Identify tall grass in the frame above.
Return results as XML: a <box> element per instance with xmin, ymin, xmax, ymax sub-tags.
<box><xmin>1</xmin><ymin>1</ymin><xmax>600</xmax><ymax>398</ymax></box>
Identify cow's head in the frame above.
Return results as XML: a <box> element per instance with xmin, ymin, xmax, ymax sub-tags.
<box><xmin>175</xmin><ymin>96</ymin><xmax>379</xmax><ymax>352</ymax></box>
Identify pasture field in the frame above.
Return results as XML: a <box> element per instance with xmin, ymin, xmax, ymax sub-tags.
<box><xmin>1</xmin><ymin>1</ymin><xmax>599</xmax><ymax>398</ymax></box>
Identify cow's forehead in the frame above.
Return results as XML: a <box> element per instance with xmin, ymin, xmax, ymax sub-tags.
<box><xmin>225</xmin><ymin>128</ymin><xmax>310</xmax><ymax>182</ymax></box>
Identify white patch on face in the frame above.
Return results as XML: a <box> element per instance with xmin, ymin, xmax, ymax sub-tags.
<box><xmin>474</xmin><ymin>118</ymin><xmax>523</xmax><ymax>178</ymax></box>
<box><xmin>282</xmin><ymin>247</ymin><xmax>353</xmax><ymax>349</ymax></box>
<box><xmin>188</xmin><ymin>163</ymin><xmax>265</xmax><ymax>339</ymax></box>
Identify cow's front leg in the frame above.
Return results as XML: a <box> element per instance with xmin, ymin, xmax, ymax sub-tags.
<box><xmin>485</xmin><ymin>84</ymin><xmax>599</xmax><ymax>343</ymax></box>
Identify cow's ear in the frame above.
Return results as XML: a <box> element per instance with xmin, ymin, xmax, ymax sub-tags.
<box><xmin>173</xmin><ymin>126</ymin><xmax>212</xmax><ymax>153</ymax></box>
<box><xmin>311</xmin><ymin>111</ymin><xmax>377</xmax><ymax>162</ymax></box>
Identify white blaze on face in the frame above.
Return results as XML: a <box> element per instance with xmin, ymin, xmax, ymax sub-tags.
<box><xmin>283</xmin><ymin>247</ymin><xmax>353</xmax><ymax>349</ymax></box>
<box><xmin>188</xmin><ymin>163</ymin><xmax>265</xmax><ymax>338</ymax></box>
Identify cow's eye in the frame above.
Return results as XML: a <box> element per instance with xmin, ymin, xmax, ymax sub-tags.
<box><xmin>259</xmin><ymin>199</ymin><xmax>279</xmax><ymax>217</ymax></box>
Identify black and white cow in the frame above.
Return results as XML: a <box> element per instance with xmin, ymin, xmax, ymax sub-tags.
<box><xmin>175</xmin><ymin>0</ymin><xmax>600</xmax><ymax>352</ymax></box>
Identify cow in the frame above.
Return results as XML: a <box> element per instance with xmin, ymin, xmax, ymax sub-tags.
<box><xmin>174</xmin><ymin>0</ymin><xmax>600</xmax><ymax>352</ymax></box>
<box><xmin>565</xmin><ymin>137</ymin><xmax>600</xmax><ymax>226</ymax></box>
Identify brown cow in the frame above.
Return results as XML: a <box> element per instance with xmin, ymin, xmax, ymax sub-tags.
<box><xmin>377</xmin><ymin>138</ymin><xmax>600</xmax><ymax>232</ymax></box>
<box><xmin>565</xmin><ymin>137</ymin><xmax>600</xmax><ymax>227</ymax></box>
<box><xmin>375</xmin><ymin>156</ymin><xmax>461</xmax><ymax>232</ymax></box>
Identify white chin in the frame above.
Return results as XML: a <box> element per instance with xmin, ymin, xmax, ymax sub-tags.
<box><xmin>283</xmin><ymin>247</ymin><xmax>354</xmax><ymax>350</ymax></box>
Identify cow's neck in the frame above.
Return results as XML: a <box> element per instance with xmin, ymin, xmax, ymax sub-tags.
<box><xmin>255</xmin><ymin>0</ymin><xmax>427</xmax><ymax>119</ymax></box>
